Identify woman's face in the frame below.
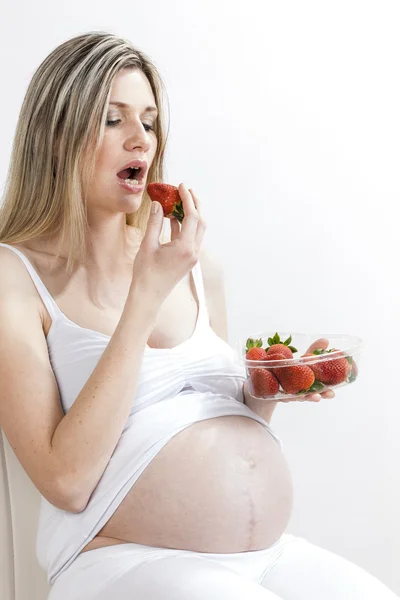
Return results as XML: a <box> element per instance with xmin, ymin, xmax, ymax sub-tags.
<box><xmin>87</xmin><ymin>68</ymin><xmax>158</xmax><ymax>217</ymax></box>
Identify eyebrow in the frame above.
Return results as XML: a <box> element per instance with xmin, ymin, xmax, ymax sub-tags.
<box><xmin>109</xmin><ymin>101</ymin><xmax>158</xmax><ymax>114</ymax></box>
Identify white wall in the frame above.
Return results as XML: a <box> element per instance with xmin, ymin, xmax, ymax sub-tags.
<box><xmin>1</xmin><ymin>0</ymin><xmax>399</xmax><ymax>594</ymax></box>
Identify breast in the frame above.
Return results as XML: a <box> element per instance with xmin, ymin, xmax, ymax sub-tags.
<box><xmin>50</xmin><ymin>321</ymin><xmax>247</xmax><ymax>414</ymax></box>
<box><xmin>97</xmin><ymin>415</ymin><xmax>294</xmax><ymax>552</ymax></box>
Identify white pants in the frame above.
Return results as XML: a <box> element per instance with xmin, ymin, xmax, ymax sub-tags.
<box><xmin>48</xmin><ymin>533</ymin><xmax>398</xmax><ymax>599</ymax></box>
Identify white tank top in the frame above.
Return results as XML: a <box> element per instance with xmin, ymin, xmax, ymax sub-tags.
<box><xmin>0</xmin><ymin>242</ymin><xmax>283</xmax><ymax>585</ymax></box>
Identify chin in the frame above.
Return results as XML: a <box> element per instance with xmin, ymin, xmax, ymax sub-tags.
<box><xmin>120</xmin><ymin>195</ymin><xmax>144</xmax><ymax>213</ymax></box>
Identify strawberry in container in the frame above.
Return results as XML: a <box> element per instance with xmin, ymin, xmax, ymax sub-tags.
<box><xmin>239</xmin><ymin>332</ymin><xmax>362</xmax><ymax>401</ymax></box>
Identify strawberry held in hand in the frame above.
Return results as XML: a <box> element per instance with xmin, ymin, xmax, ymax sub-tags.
<box><xmin>147</xmin><ymin>183</ymin><xmax>185</xmax><ymax>222</ymax></box>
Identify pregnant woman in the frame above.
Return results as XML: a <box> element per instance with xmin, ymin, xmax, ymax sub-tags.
<box><xmin>0</xmin><ymin>31</ymin><xmax>397</xmax><ymax>599</ymax></box>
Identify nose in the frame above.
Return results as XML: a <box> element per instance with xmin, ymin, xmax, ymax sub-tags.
<box><xmin>124</xmin><ymin>120</ymin><xmax>152</xmax><ymax>154</ymax></box>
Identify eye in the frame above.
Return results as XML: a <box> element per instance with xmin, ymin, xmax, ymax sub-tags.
<box><xmin>105</xmin><ymin>119</ymin><xmax>154</xmax><ymax>132</ymax></box>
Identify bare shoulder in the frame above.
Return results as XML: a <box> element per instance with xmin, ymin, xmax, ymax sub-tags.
<box><xmin>0</xmin><ymin>245</ymin><xmax>46</xmax><ymax>323</ymax></box>
<box><xmin>0</xmin><ymin>244</ymin><xmax>34</xmax><ymax>288</ymax></box>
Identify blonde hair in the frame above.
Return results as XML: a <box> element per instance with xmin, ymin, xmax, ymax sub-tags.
<box><xmin>0</xmin><ymin>31</ymin><xmax>170</xmax><ymax>273</ymax></box>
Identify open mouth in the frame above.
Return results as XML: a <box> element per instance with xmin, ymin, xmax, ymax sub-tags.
<box><xmin>117</xmin><ymin>166</ymin><xmax>144</xmax><ymax>184</ymax></box>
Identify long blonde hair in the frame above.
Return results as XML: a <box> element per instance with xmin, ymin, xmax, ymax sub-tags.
<box><xmin>0</xmin><ymin>31</ymin><xmax>169</xmax><ymax>273</ymax></box>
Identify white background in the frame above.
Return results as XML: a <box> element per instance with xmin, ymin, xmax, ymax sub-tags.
<box><xmin>1</xmin><ymin>0</ymin><xmax>399</xmax><ymax>594</ymax></box>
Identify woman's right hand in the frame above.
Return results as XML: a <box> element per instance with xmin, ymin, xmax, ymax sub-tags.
<box><xmin>131</xmin><ymin>183</ymin><xmax>207</xmax><ymax>305</ymax></box>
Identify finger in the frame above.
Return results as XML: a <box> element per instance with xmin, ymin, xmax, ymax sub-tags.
<box><xmin>305</xmin><ymin>393</ymin><xmax>321</xmax><ymax>402</ymax></box>
<box><xmin>321</xmin><ymin>389</ymin><xmax>335</xmax><ymax>399</ymax></box>
<box><xmin>189</xmin><ymin>188</ymin><xmax>207</xmax><ymax>248</ymax></box>
<box><xmin>141</xmin><ymin>201</ymin><xmax>163</xmax><ymax>250</ymax></box>
<box><xmin>305</xmin><ymin>338</ymin><xmax>329</xmax><ymax>354</ymax></box>
<box><xmin>170</xmin><ymin>216</ymin><xmax>180</xmax><ymax>242</ymax></box>
<box><xmin>278</xmin><ymin>396</ymin><xmax>303</xmax><ymax>403</ymax></box>
<box><xmin>178</xmin><ymin>183</ymin><xmax>201</xmax><ymax>242</ymax></box>
<box><xmin>188</xmin><ymin>188</ymin><xmax>201</xmax><ymax>215</ymax></box>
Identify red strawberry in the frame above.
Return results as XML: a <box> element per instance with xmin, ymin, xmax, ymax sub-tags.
<box><xmin>246</xmin><ymin>347</ymin><xmax>269</xmax><ymax>377</ymax></box>
<box><xmin>302</xmin><ymin>350</ymin><xmax>352</xmax><ymax>386</ymax></box>
<box><xmin>147</xmin><ymin>183</ymin><xmax>184</xmax><ymax>222</ymax></box>
<box><xmin>270</xmin><ymin>352</ymin><xmax>315</xmax><ymax>394</ymax></box>
<box><xmin>265</xmin><ymin>332</ymin><xmax>298</xmax><ymax>359</ymax></box>
<box><xmin>245</xmin><ymin>337</ymin><xmax>266</xmax><ymax>371</ymax></box>
<box><xmin>264</xmin><ymin>351</ymin><xmax>288</xmax><ymax>376</ymax></box>
<box><xmin>246</xmin><ymin>347</ymin><xmax>269</xmax><ymax>361</ymax></box>
<box><xmin>250</xmin><ymin>368</ymin><xmax>280</xmax><ymax>397</ymax></box>
<box><xmin>266</xmin><ymin>344</ymin><xmax>293</xmax><ymax>359</ymax></box>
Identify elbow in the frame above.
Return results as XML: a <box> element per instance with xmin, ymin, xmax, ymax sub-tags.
<box><xmin>63</xmin><ymin>495</ymin><xmax>88</xmax><ymax>514</ymax></box>
<box><xmin>66</xmin><ymin>502</ymin><xmax>87</xmax><ymax>514</ymax></box>
<box><xmin>52</xmin><ymin>475</ymin><xmax>88</xmax><ymax>514</ymax></box>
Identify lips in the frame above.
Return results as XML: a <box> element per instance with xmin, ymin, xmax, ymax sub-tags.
<box><xmin>116</xmin><ymin>159</ymin><xmax>148</xmax><ymax>182</ymax></box>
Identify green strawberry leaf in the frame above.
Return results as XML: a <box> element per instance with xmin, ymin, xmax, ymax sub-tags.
<box><xmin>348</xmin><ymin>370</ymin><xmax>357</xmax><ymax>383</ymax></box>
<box><xmin>246</xmin><ymin>337</ymin><xmax>263</xmax><ymax>351</ymax></box>
<box><xmin>172</xmin><ymin>208</ymin><xmax>184</xmax><ymax>222</ymax></box>
<box><xmin>306</xmin><ymin>380</ymin><xmax>325</xmax><ymax>393</ymax></box>
<box><xmin>347</xmin><ymin>362</ymin><xmax>358</xmax><ymax>383</ymax></box>
<box><xmin>295</xmin><ymin>381</ymin><xmax>325</xmax><ymax>395</ymax></box>
<box><xmin>266</xmin><ymin>333</ymin><xmax>297</xmax><ymax>353</ymax></box>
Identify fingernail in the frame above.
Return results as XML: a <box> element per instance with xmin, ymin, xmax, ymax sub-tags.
<box><xmin>152</xmin><ymin>202</ymin><xmax>159</xmax><ymax>213</ymax></box>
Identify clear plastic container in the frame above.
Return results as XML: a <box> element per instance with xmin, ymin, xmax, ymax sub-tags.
<box><xmin>236</xmin><ymin>331</ymin><xmax>363</xmax><ymax>401</ymax></box>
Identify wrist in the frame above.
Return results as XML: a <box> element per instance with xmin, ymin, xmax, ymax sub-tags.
<box><xmin>243</xmin><ymin>380</ymin><xmax>278</xmax><ymax>424</ymax></box>
<box><xmin>243</xmin><ymin>379</ymin><xmax>262</xmax><ymax>404</ymax></box>
<box><xmin>124</xmin><ymin>283</ymin><xmax>161</xmax><ymax>337</ymax></box>
<box><xmin>128</xmin><ymin>281</ymin><xmax>161</xmax><ymax>315</ymax></box>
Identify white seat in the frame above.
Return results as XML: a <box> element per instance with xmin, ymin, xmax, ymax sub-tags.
<box><xmin>1</xmin><ymin>429</ymin><xmax>51</xmax><ymax>600</ymax></box>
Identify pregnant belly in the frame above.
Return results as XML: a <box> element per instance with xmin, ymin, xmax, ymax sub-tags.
<box><xmin>81</xmin><ymin>416</ymin><xmax>294</xmax><ymax>554</ymax></box>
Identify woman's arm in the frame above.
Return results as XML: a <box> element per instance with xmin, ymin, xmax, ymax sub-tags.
<box><xmin>242</xmin><ymin>380</ymin><xmax>278</xmax><ymax>424</ymax></box>
<box><xmin>199</xmin><ymin>248</ymin><xmax>228</xmax><ymax>341</ymax></box>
